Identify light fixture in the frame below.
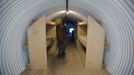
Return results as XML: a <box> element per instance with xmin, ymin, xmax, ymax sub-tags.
<box><xmin>66</xmin><ymin>11</ymin><xmax>70</xmax><ymax>15</ymax></box>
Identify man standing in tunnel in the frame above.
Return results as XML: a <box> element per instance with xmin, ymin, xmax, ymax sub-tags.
<box><xmin>55</xmin><ymin>18</ymin><xmax>67</xmax><ymax>57</ymax></box>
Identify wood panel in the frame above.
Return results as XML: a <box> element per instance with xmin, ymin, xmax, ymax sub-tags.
<box><xmin>85</xmin><ymin>16</ymin><xmax>105</xmax><ymax>70</ymax></box>
<box><xmin>28</xmin><ymin>16</ymin><xmax>47</xmax><ymax>70</ymax></box>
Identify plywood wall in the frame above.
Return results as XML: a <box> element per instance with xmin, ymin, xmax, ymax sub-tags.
<box><xmin>77</xmin><ymin>25</ymin><xmax>87</xmax><ymax>37</ymax></box>
<box><xmin>46</xmin><ymin>25</ymin><xmax>56</xmax><ymax>38</ymax></box>
<box><xmin>86</xmin><ymin>16</ymin><xmax>105</xmax><ymax>70</ymax></box>
<box><xmin>28</xmin><ymin>17</ymin><xmax>47</xmax><ymax>70</ymax></box>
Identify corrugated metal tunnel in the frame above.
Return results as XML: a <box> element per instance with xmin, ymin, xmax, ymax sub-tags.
<box><xmin>0</xmin><ymin>0</ymin><xmax>134</xmax><ymax>75</ymax></box>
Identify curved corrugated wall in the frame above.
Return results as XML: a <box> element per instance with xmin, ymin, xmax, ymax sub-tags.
<box><xmin>0</xmin><ymin>0</ymin><xmax>134</xmax><ymax>75</ymax></box>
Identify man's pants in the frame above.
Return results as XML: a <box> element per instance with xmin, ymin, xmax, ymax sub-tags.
<box><xmin>58</xmin><ymin>42</ymin><xmax>66</xmax><ymax>56</ymax></box>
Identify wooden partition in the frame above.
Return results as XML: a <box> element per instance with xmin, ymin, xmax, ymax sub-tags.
<box><xmin>46</xmin><ymin>25</ymin><xmax>57</xmax><ymax>54</ymax></box>
<box><xmin>85</xmin><ymin>16</ymin><xmax>105</xmax><ymax>70</ymax></box>
<box><xmin>77</xmin><ymin>23</ymin><xmax>87</xmax><ymax>65</ymax></box>
<box><xmin>27</xmin><ymin>16</ymin><xmax>47</xmax><ymax>70</ymax></box>
<box><xmin>77</xmin><ymin>25</ymin><xmax>87</xmax><ymax>47</ymax></box>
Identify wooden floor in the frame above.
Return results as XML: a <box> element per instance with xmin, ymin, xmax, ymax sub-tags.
<box><xmin>21</xmin><ymin>43</ymin><xmax>110</xmax><ymax>75</ymax></box>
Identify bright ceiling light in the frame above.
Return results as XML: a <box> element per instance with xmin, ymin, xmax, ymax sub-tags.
<box><xmin>66</xmin><ymin>11</ymin><xmax>70</xmax><ymax>15</ymax></box>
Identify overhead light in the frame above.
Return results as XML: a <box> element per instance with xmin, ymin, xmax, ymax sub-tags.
<box><xmin>66</xmin><ymin>10</ymin><xmax>70</xmax><ymax>15</ymax></box>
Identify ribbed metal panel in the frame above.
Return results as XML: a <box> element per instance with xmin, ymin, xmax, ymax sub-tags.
<box><xmin>0</xmin><ymin>0</ymin><xmax>133</xmax><ymax>75</ymax></box>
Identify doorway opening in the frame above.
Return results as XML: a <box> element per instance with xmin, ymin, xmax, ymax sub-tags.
<box><xmin>64</xmin><ymin>18</ymin><xmax>77</xmax><ymax>44</ymax></box>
